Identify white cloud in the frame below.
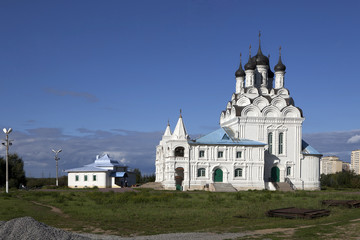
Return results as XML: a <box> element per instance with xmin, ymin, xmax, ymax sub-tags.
<box><xmin>304</xmin><ymin>129</ymin><xmax>360</xmax><ymax>162</ymax></box>
<box><xmin>24</xmin><ymin>161</ymin><xmax>48</xmax><ymax>167</ymax></box>
<box><xmin>12</xmin><ymin>127</ymin><xmax>360</xmax><ymax>178</ymax></box>
<box><xmin>347</xmin><ymin>135</ymin><xmax>360</xmax><ymax>144</ymax></box>
<box><xmin>9</xmin><ymin>128</ymin><xmax>162</xmax><ymax>177</ymax></box>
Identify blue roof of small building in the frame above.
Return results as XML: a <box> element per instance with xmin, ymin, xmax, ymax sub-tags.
<box><xmin>110</xmin><ymin>172</ymin><xmax>128</xmax><ymax>177</ymax></box>
<box><xmin>65</xmin><ymin>154</ymin><xmax>126</xmax><ymax>173</ymax></box>
<box><xmin>189</xmin><ymin>128</ymin><xmax>266</xmax><ymax>146</ymax></box>
<box><xmin>87</xmin><ymin>154</ymin><xmax>123</xmax><ymax>168</ymax></box>
<box><xmin>301</xmin><ymin>140</ymin><xmax>322</xmax><ymax>155</ymax></box>
<box><xmin>65</xmin><ymin>165</ymin><xmax>108</xmax><ymax>173</ymax></box>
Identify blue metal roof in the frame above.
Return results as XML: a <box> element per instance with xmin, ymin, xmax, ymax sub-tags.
<box><xmin>302</xmin><ymin>140</ymin><xmax>322</xmax><ymax>155</ymax></box>
<box><xmin>189</xmin><ymin>128</ymin><xmax>266</xmax><ymax>146</ymax></box>
<box><xmin>110</xmin><ymin>172</ymin><xmax>128</xmax><ymax>177</ymax></box>
<box><xmin>90</xmin><ymin>154</ymin><xmax>123</xmax><ymax>167</ymax></box>
<box><xmin>65</xmin><ymin>166</ymin><xmax>108</xmax><ymax>173</ymax></box>
<box><xmin>65</xmin><ymin>154</ymin><xmax>127</xmax><ymax>173</ymax></box>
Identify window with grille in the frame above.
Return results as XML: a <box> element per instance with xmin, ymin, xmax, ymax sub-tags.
<box><xmin>235</xmin><ymin>168</ymin><xmax>243</xmax><ymax>177</ymax></box>
<box><xmin>268</xmin><ymin>132</ymin><xmax>273</xmax><ymax>154</ymax></box>
<box><xmin>286</xmin><ymin>166</ymin><xmax>291</xmax><ymax>176</ymax></box>
<box><xmin>279</xmin><ymin>132</ymin><xmax>284</xmax><ymax>154</ymax></box>
<box><xmin>199</xmin><ymin>150</ymin><xmax>205</xmax><ymax>158</ymax></box>
<box><xmin>197</xmin><ymin>168</ymin><xmax>206</xmax><ymax>177</ymax></box>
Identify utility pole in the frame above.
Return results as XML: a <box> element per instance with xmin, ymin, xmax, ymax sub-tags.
<box><xmin>2</xmin><ymin>128</ymin><xmax>13</xmax><ymax>193</ymax></box>
<box><xmin>52</xmin><ymin>149</ymin><xmax>62</xmax><ymax>186</ymax></box>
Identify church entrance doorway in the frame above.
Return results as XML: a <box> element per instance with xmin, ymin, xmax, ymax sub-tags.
<box><xmin>271</xmin><ymin>166</ymin><xmax>280</xmax><ymax>182</ymax></box>
<box><xmin>175</xmin><ymin>167</ymin><xmax>184</xmax><ymax>190</ymax></box>
<box><xmin>214</xmin><ymin>169</ymin><xmax>223</xmax><ymax>182</ymax></box>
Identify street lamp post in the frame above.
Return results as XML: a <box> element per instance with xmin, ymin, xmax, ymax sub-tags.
<box><xmin>52</xmin><ymin>149</ymin><xmax>62</xmax><ymax>187</ymax></box>
<box><xmin>2</xmin><ymin>128</ymin><xmax>13</xmax><ymax>194</ymax></box>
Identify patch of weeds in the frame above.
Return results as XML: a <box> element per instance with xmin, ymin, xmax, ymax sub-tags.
<box><xmin>55</xmin><ymin>195</ymin><xmax>66</xmax><ymax>203</ymax></box>
<box><xmin>273</xmin><ymin>193</ymin><xmax>283</xmax><ymax>200</ymax></box>
<box><xmin>0</xmin><ymin>193</ymin><xmax>13</xmax><ymax>199</ymax></box>
<box><xmin>178</xmin><ymin>193</ymin><xmax>192</xmax><ymax>199</ymax></box>
<box><xmin>234</xmin><ymin>192</ymin><xmax>243</xmax><ymax>200</ymax></box>
<box><xmin>207</xmin><ymin>193</ymin><xmax>223</xmax><ymax>203</ymax></box>
<box><xmin>294</xmin><ymin>191</ymin><xmax>309</xmax><ymax>198</ymax></box>
<box><xmin>132</xmin><ymin>194</ymin><xmax>150</xmax><ymax>203</ymax></box>
<box><xmin>257</xmin><ymin>192</ymin><xmax>272</xmax><ymax>202</ymax></box>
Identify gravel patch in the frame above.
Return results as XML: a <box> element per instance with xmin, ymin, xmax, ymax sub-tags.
<box><xmin>0</xmin><ymin>217</ymin><xmax>248</xmax><ymax>240</ymax></box>
<box><xmin>0</xmin><ymin>217</ymin><xmax>89</xmax><ymax>240</ymax></box>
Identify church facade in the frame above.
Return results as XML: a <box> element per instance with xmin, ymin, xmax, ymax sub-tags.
<box><xmin>155</xmin><ymin>39</ymin><xmax>321</xmax><ymax>191</ymax></box>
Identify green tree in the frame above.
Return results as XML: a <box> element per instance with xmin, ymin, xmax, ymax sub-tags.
<box><xmin>141</xmin><ymin>173</ymin><xmax>155</xmax><ymax>183</ymax></box>
<box><xmin>320</xmin><ymin>170</ymin><xmax>360</xmax><ymax>189</ymax></box>
<box><xmin>133</xmin><ymin>168</ymin><xmax>142</xmax><ymax>184</ymax></box>
<box><xmin>0</xmin><ymin>153</ymin><xmax>26</xmax><ymax>188</ymax></box>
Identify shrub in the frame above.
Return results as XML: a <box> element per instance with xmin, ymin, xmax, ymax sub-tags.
<box><xmin>321</xmin><ymin>171</ymin><xmax>360</xmax><ymax>189</ymax></box>
<box><xmin>234</xmin><ymin>192</ymin><xmax>243</xmax><ymax>200</ymax></box>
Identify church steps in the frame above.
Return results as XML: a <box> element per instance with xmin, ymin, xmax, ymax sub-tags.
<box><xmin>273</xmin><ymin>182</ymin><xmax>294</xmax><ymax>192</ymax></box>
<box><xmin>210</xmin><ymin>183</ymin><xmax>237</xmax><ymax>192</ymax></box>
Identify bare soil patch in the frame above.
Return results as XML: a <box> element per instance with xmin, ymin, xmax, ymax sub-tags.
<box><xmin>31</xmin><ymin>201</ymin><xmax>69</xmax><ymax>218</ymax></box>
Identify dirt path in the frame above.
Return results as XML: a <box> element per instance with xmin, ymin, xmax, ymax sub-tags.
<box><xmin>31</xmin><ymin>201</ymin><xmax>69</xmax><ymax>218</ymax></box>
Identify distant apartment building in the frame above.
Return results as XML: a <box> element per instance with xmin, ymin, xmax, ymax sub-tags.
<box><xmin>342</xmin><ymin>162</ymin><xmax>351</xmax><ymax>172</ymax></box>
<box><xmin>320</xmin><ymin>156</ymin><xmax>343</xmax><ymax>175</ymax></box>
<box><xmin>351</xmin><ymin>150</ymin><xmax>360</xmax><ymax>174</ymax></box>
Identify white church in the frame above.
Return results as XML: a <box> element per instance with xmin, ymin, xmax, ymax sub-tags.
<box><xmin>155</xmin><ymin>37</ymin><xmax>322</xmax><ymax>191</ymax></box>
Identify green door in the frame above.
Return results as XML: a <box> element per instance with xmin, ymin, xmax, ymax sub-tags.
<box><xmin>271</xmin><ymin>167</ymin><xmax>280</xmax><ymax>182</ymax></box>
<box><xmin>214</xmin><ymin>169</ymin><xmax>223</xmax><ymax>182</ymax></box>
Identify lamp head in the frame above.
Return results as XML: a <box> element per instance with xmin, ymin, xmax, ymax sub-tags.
<box><xmin>3</xmin><ymin>128</ymin><xmax>12</xmax><ymax>134</ymax></box>
<box><xmin>52</xmin><ymin>149</ymin><xmax>62</xmax><ymax>154</ymax></box>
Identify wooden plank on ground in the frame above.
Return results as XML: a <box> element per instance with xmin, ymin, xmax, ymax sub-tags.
<box><xmin>267</xmin><ymin>207</ymin><xmax>330</xmax><ymax>219</ymax></box>
<box><xmin>321</xmin><ymin>200</ymin><xmax>360</xmax><ymax>208</ymax></box>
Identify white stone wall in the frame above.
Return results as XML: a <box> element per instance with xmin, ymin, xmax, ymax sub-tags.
<box><xmin>158</xmin><ymin>140</ymin><xmax>265</xmax><ymax>190</ymax></box>
<box><xmin>299</xmin><ymin>155</ymin><xmax>320</xmax><ymax>190</ymax></box>
<box><xmin>68</xmin><ymin>172</ymin><xmax>109</xmax><ymax>188</ymax></box>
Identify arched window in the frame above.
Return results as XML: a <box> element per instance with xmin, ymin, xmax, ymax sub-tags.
<box><xmin>175</xmin><ymin>147</ymin><xmax>185</xmax><ymax>157</ymax></box>
<box><xmin>234</xmin><ymin>168</ymin><xmax>243</xmax><ymax>177</ymax></box>
<box><xmin>197</xmin><ymin>168</ymin><xmax>206</xmax><ymax>177</ymax></box>
<box><xmin>286</xmin><ymin>166</ymin><xmax>291</xmax><ymax>176</ymax></box>
<box><xmin>279</xmin><ymin>132</ymin><xmax>284</xmax><ymax>154</ymax></box>
<box><xmin>268</xmin><ymin>132</ymin><xmax>273</xmax><ymax>154</ymax></box>
<box><xmin>199</xmin><ymin>150</ymin><xmax>205</xmax><ymax>158</ymax></box>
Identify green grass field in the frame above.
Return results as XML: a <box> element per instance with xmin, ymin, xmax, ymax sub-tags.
<box><xmin>0</xmin><ymin>189</ymin><xmax>359</xmax><ymax>239</ymax></box>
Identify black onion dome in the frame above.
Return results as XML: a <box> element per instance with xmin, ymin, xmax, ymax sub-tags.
<box><xmin>235</xmin><ymin>53</ymin><xmax>245</xmax><ymax>77</ymax></box>
<box><xmin>274</xmin><ymin>55</ymin><xmax>286</xmax><ymax>71</ymax></box>
<box><xmin>274</xmin><ymin>46</ymin><xmax>286</xmax><ymax>72</ymax></box>
<box><xmin>252</xmin><ymin>46</ymin><xmax>269</xmax><ymax>66</ymax></box>
<box><xmin>244</xmin><ymin>55</ymin><xmax>256</xmax><ymax>70</ymax></box>
<box><xmin>235</xmin><ymin>66</ymin><xmax>245</xmax><ymax>77</ymax></box>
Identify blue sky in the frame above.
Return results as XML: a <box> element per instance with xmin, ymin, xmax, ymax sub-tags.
<box><xmin>1</xmin><ymin>1</ymin><xmax>360</xmax><ymax>177</ymax></box>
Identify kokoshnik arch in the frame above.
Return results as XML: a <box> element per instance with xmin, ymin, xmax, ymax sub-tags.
<box><xmin>155</xmin><ymin>35</ymin><xmax>322</xmax><ymax>191</ymax></box>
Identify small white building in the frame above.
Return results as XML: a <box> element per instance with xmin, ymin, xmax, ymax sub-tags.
<box><xmin>155</xmin><ymin>38</ymin><xmax>322</xmax><ymax>191</ymax></box>
<box><xmin>66</xmin><ymin>154</ymin><xmax>136</xmax><ymax>188</ymax></box>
